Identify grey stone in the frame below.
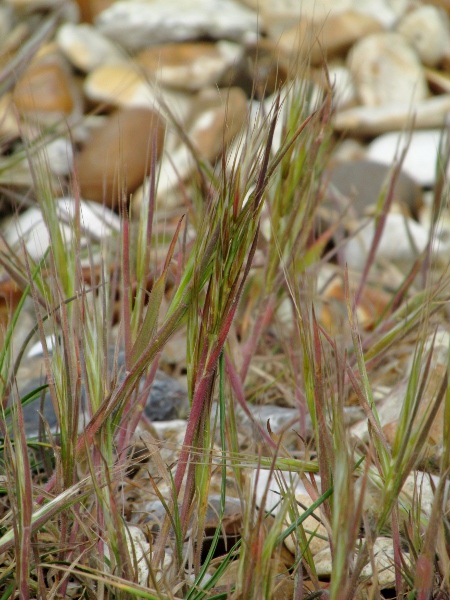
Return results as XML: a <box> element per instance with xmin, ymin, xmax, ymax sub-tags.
<box><xmin>325</xmin><ymin>159</ymin><xmax>423</xmax><ymax>219</ymax></box>
<box><xmin>4</xmin><ymin>348</ymin><xmax>189</xmax><ymax>440</ymax></box>
<box><xmin>96</xmin><ymin>0</ymin><xmax>258</xmax><ymax>52</ymax></box>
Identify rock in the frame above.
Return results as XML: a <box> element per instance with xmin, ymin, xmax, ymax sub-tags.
<box><xmin>314</xmin><ymin>537</ymin><xmax>411</xmax><ymax>588</ymax></box>
<box><xmin>56</xmin><ymin>23</ymin><xmax>126</xmax><ymax>73</ymax></box>
<box><xmin>351</xmin><ymin>327</ymin><xmax>450</xmax><ymax>467</ymax></box>
<box><xmin>125</xmin><ymin>526</ymin><xmax>151</xmax><ymax>586</ymax></box>
<box><xmin>319</xmin><ymin>274</ymin><xmax>393</xmax><ymax>332</ymax></box>
<box><xmin>328</xmin><ymin>64</ymin><xmax>357</xmax><ymax>109</ymax></box>
<box><xmin>187</xmin><ymin>87</ymin><xmax>247</xmax><ymax>162</ymax></box>
<box><xmin>6</xmin><ymin>348</ymin><xmax>190</xmax><ymax>439</ymax></box>
<box><xmin>136</xmin><ymin>41</ymin><xmax>243</xmax><ymax>92</ymax></box>
<box><xmin>242</xmin><ymin>0</ymin><xmax>351</xmax><ymax>26</ymax></box>
<box><xmin>95</xmin><ymin>0</ymin><xmax>258</xmax><ymax>52</ymax></box>
<box><xmin>84</xmin><ymin>64</ymin><xmax>193</xmax><ymax>119</ymax></box>
<box><xmin>325</xmin><ymin>159</ymin><xmax>423</xmax><ymax>218</ymax></box>
<box><xmin>0</xmin><ymin>94</ymin><xmax>20</xmax><ymax>141</ymax></box>
<box><xmin>251</xmin><ymin>469</ymin><xmax>329</xmax><ymax>556</ymax></box>
<box><xmin>3</xmin><ymin>197</ymin><xmax>121</xmax><ymax>262</ymax></box>
<box><xmin>355</xmin><ymin>470</ymin><xmax>450</xmax><ymax>528</ymax></box>
<box><xmin>43</xmin><ymin>137</ymin><xmax>74</xmax><ymax>177</ymax></box>
<box><xmin>427</xmin><ymin>0</ymin><xmax>450</xmax><ymax>20</ymax></box>
<box><xmin>382</xmin><ymin>374</ymin><xmax>447</xmax><ymax>468</ymax></box>
<box><xmin>334</xmin><ymin>94</ymin><xmax>450</xmax><ymax>135</ymax></box>
<box><xmin>366</xmin><ymin>130</ymin><xmax>444</xmax><ymax>188</ymax></box>
<box><xmin>425</xmin><ymin>67</ymin><xmax>450</xmax><ymax>94</ymax></box>
<box><xmin>75</xmin><ymin>107</ymin><xmax>165</xmax><ymax>206</ymax></box>
<box><xmin>351</xmin><ymin>0</ymin><xmax>409</xmax><ymax>28</ymax></box>
<box><xmin>124</xmin><ymin>525</ymin><xmax>173</xmax><ymax>584</ymax></box>
<box><xmin>347</xmin><ymin>32</ymin><xmax>429</xmax><ymax>107</ymax></box>
<box><xmin>144</xmin><ymin>494</ymin><xmax>241</xmax><ymax>535</ymax></box>
<box><xmin>276</xmin><ymin>11</ymin><xmax>383</xmax><ymax>66</ymax></box>
<box><xmin>134</xmin><ymin>144</ymin><xmax>194</xmax><ymax>212</ymax></box>
<box><xmin>141</xmin><ymin>370</ymin><xmax>190</xmax><ymax>421</ymax></box>
<box><xmin>284</xmin><ymin>493</ymin><xmax>329</xmax><ymax>556</ymax></box>
<box><xmin>343</xmin><ymin>212</ymin><xmax>443</xmax><ymax>271</ymax></box>
<box><xmin>73</xmin><ymin>0</ymin><xmax>115</xmax><ymax>23</ymax></box>
<box><xmin>396</xmin><ymin>5</ymin><xmax>450</xmax><ymax>68</ymax></box>
<box><xmin>12</xmin><ymin>46</ymin><xmax>82</xmax><ymax>124</ymax></box>
<box><xmin>246</xmin><ymin>404</ymin><xmax>313</xmax><ymax>446</ymax></box>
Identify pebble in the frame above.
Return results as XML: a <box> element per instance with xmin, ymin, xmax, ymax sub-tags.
<box><xmin>325</xmin><ymin>159</ymin><xmax>423</xmax><ymax>218</ymax></box>
<box><xmin>381</xmin><ymin>375</ymin><xmax>446</xmax><ymax>469</ymax></box>
<box><xmin>188</xmin><ymin>87</ymin><xmax>248</xmax><ymax>161</ymax></box>
<box><xmin>140</xmin><ymin>144</ymin><xmax>194</xmax><ymax>210</ymax></box>
<box><xmin>366</xmin><ymin>129</ymin><xmax>443</xmax><ymax>187</ymax></box>
<box><xmin>319</xmin><ymin>275</ymin><xmax>392</xmax><ymax>332</ymax></box>
<box><xmin>84</xmin><ymin>63</ymin><xmax>193</xmax><ymax>120</ymax></box>
<box><xmin>43</xmin><ymin>137</ymin><xmax>74</xmax><ymax>177</ymax></box>
<box><xmin>425</xmin><ymin>66</ymin><xmax>450</xmax><ymax>94</ymax></box>
<box><xmin>328</xmin><ymin>64</ymin><xmax>357</xmax><ymax>109</ymax></box>
<box><xmin>56</xmin><ymin>22</ymin><xmax>126</xmax><ymax>73</ymax></box>
<box><xmin>351</xmin><ymin>0</ymin><xmax>409</xmax><ymax>28</ymax></box>
<box><xmin>355</xmin><ymin>470</ymin><xmax>450</xmax><ymax>527</ymax></box>
<box><xmin>3</xmin><ymin>197</ymin><xmax>121</xmax><ymax>262</ymax></box>
<box><xmin>144</xmin><ymin>495</ymin><xmax>242</xmax><ymax>541</ymax></box>
<box><xmin>396</xmin><ymin>5</ymin><xmax>450</xmax><ymax>68</ymax></box>
<box><xmin>124</xmin><ymin>525</ymin><xmax>173</xmax><ymax>584</ymax></box>
<box><xmin>0</xmin><ymin>94</ymin><xmax>21</xmax><ymax>141</ymax></box>
<box><xmin>245</xmin><ymin>0</ymin><xmax>352</xmax><ymax>22</ymax></box>
<box><xmin>314</xmin><ymin>537</ymin><xmax>411</xmax><ymax>588</ymax></box>
<box><xmin>132</xmin><ymin>86</ymin><xmax>247</xmax><ymax>213</ymax></box>
<box><xmin>351</xmin><ymin>327</ymin><xmax>450</xmax><ymax>467</ymax></box>
<box><xmin>276</xmin><ymin>10</ymin><xmax>383</xmax><ymax>66</ymax></box>
<box><xmin>7</xmin><ymin>348</ymin><xmax>190</xmax><ymax>439</ymax></box>
<box><xmin>283</xmin><ymin>492</ymin><xmax>329</xmax><ymax>556</ymax></box>
<box><xmin>347</xmin><ymin>32</ymin><xmax>429</xmax><ymax>107</ymax></box>
<box><xmin>95</xmin><ymin>0</ymin><xmax>258</xmax><ymax>52</ymax></box>
<box><xmin>343</xmin><ymin>212</ymin><xmax>443</xmax><ymax>271</ymax></box>
<box><xmin>334</xmin><ymin>94</ymin><xmax>450</xmax><ymax>135</ymax></box>
<box><xmin>251</xmin><ymin>469</ymin><xmax>329</xmax><ymax>556</ymax></box>
<box><xmin>124</xmin><ymin>526</ymin><xmax>152</xmax><ymax>586</ymax></box>
<box><xmin>136</xmin><ymin>41</ymin><xmax>243</xmax><ymax>92</ymax></box>
<box><xmin>12</xmin><ymin>46</ymin><xmax>82</xmax><ymax>123</ymax></box>
<box><xmin>75</xmin><ymin>107</ymin><xmax>165</xmax><ymax>206</ymax></box>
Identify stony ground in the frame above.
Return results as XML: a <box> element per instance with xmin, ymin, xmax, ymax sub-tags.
<box><xmin>1</xmin><ymin>0</ymin><xmax>450</xmax><ymax>598</ymax></box>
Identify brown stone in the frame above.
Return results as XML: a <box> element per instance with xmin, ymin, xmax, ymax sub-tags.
<box><xmin>75</xmin><ymin>107</ymin><xmax>165</xmax><ymax>206</ymax></box>
<box><xmin>14</xmin><ymin>62</ymin><xmax>74</xmax><ymax>115</ymax></box>
<box><xmin>84</xmin><ymin>63</ymin><xmax>193</xmax><ymax>121</ymax></box>
<box><xmin>319</xmin><ymin>277</ymin><xmax>392</xmax><ymax>334</ymax></box>
<box><xmin>74</xmin><ymin>0</ymin><xmax>115</xmax><ymax>23</ymax></box>
<box><xmin>276</xmin><ymin>11</ymin><xmax>383</xmax><ymax>67</ymax></box>
<box><xmin>0</xmin><ymin>94</ymin><xmax>20</xmax><ymax>141</ymax></box>
<box><xmin>136</xmin><ymin>41</ymin><xmax>242</xmax><ymax>91</ymax></box>
<box><xmin>188</xmin><ymin>87</ymin><xmax>247</xmax><ymax>162</ymax></box>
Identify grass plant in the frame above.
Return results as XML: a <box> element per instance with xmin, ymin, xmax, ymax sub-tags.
<box><xmin>0</xmin><ymin>20</ymin><xmax>450</xmax><ymax>600</ymax></box>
